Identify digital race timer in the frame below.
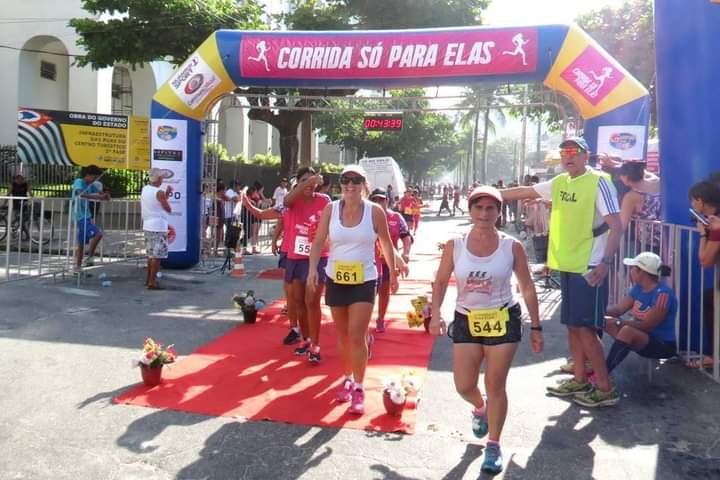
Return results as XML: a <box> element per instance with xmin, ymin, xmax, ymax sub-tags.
<box><xmin>362</xmin><ymin>115</ymin><xmax>403</xmax><ymax>131</ymax></box>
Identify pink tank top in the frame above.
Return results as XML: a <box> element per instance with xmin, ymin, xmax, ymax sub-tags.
<box><xmin>286</xmin><ymin>193</ymin><xmax>330</xmax><ymax>260</ymax></box>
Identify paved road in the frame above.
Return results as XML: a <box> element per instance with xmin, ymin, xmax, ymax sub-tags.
<box><xmin>1</xmin><ymin>211</ymin><xmax>720</xmax><ymax>479</ymax></box>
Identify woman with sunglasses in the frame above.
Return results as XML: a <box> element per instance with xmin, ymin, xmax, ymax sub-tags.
<box><xmin>307</xmin><ymin>165</ymin><xmax>398</xmax><ymax>415</ymax></box>
<box><xmin>370</xmin><ymin>188</ymin><xmax>412</xmax><ymax>333</ymax></box>
<box><xmin>429</xmin><ymin>186</ymin><xmax>543</xmax><ymax>475</ymax></box>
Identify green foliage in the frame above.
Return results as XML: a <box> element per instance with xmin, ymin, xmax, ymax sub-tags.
<box><xmin>313</xmin><ymin>89</ymin><xmax>462</xmax><ymax>182</ymax></box>
<box><xmin>314</xmin><ymin>162</ymin><xmax>343</xmax><ymax>174</ymax></box>
<box><xmin>251</xmin><ymin>153</ymin><xmax>281</xmax><ymax>167</ymax></box>
<box><xmin>70</xmin><ymin>0</ymin><xmax>265</xmax><ymax>69</ymax></box>
<box><xmin>485</xmin><ymin>137</ymin><xmax>518</xmax><ymax>183</ymax></box>
<box><xmin>204</xmin><ymin>143</ymin><xmax>229</xmax><ymax>162</ymax></box>
<box><xmin>230</xmin><ymin>152</ymin><xmax>246</xmax><ymax>163</ymax></box>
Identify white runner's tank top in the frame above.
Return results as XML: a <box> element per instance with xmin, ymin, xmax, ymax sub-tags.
<box><xmin>325</xmin><ymin>199</ymin><xmax>378</xmax><ymax>282</ymax></box>
<box><xmin>453</xmin><ymin>232</ymin><xmax>518</xmax><ymax>313</ymax></box>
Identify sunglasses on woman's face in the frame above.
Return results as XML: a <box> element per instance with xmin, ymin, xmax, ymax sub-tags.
<box><xmin>340</xmin><ymin>175</ymin><xmax>364</xmax><ymax>185</ymax></box>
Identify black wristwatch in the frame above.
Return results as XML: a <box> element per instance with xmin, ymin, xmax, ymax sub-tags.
<box><xmin>615</xmin><ymin>319</ymin><xmax>622</xmax><ymax>328</ymax></box>
<box><xmin>530</xmin><ymin>325</ymin><xmax>543</xmax><ymax>331</ymax></box>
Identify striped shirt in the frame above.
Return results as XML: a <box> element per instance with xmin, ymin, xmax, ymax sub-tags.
<box><xmin>534</xmin><ymin>168</ymin><xmax>620</xmax><ymax>266</ymax></box>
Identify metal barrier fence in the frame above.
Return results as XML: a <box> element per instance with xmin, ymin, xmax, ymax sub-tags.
<box><xmin>1</xmin><ymin>195</ymin><xmax>277</xmax><ymax>282</ymax></box>
<box><xmin>609</xmin><ymin>219</ymin><xmax>719</xmax><ymax>383</ymax></box>
<box><xmin>0</xmin><ymin>196</ymin><xmax>144</xmax><ymax>282</ymax></box>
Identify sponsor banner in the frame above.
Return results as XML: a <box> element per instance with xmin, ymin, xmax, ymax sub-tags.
<box><xmin>151</xmin><ymin>119</ymin><xmax>187</xmax><ymax>252</ymax></box>
<box><xmin>239</xmin><ymin>28</ymin><xmax>538</xmax><ymax>79</ymax></box>
<box><xmin>597</xmin><ymin>125</ymin><xmax>646</xmax><ymax>160</ymax></box>
<box><xmin>17</xmin><ymin>108</ymin><xmax>149</xmax><ymax>170</ymax></box>
<box><xmin>543</xmin><ymin>24</ymin><xmax>648</xmax><ymax>119</ymax></box>
<box><xmin>168</xmin><ymin>53</ymin><xmax>222</xmax><ymax>110</ymax></box>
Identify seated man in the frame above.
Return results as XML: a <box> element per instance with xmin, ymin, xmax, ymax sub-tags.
<box><xmin>603</xmin><ymin>252</ymin><xmax>677</xmax><ymax>375</ymax></box>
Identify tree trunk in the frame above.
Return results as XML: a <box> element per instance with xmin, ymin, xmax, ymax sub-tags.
<box><xmin>247</xmin><ymin>107</ymin><xmax>307</xmax><ymax>179</ymax></box>
<box><xmin>300</xmin><ymin>116</ymin><xmax>312</xmax><ymax>167</ymax></box>
<box><xmin>480</xmin><ymin>108</ymin><xmax>490</xmax><ymax>184</ymax></box>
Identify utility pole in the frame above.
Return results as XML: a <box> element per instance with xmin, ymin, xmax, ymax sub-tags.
<box><xmin>471</xmin><ymin>106</ymin><xmax>480</xmax><ymax>182</ymax></box>
<box><xmin>519</xmin><ymin>85</ymin><xmax>528</xmax><ymax>183</ymax></box>
<box><xmin>480</xmin><ymin>106</ymin><xmax>490</xmax><ymax>184</ymax></box>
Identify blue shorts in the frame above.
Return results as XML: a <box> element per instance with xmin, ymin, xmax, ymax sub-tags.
<box><xmin>637</xmin><ymin>334</ymin><xmax>676</xmax><ymax>359</ymax></box>
<box><xmin>402</xmin><ymin>214</ymin><xmax>414</xmax><ymax>226</ymax></box>
<box><xmin>284</xmin><ymin>257</ymin><xmax>328</xmax><ymax>284</ymax></box>
<box><xmin>278</xmin><ymin>251</ymin><xmax>288</xmax><ymax>269</ymax></box>
<box><xmin>77</xmin><ymin>220</ymin><xmax>102</xmax><ymax>245</ymax></box>
<box><xmin>560</xmin><ymin>270</ymin><xmax>609</xmax><ymax>328</ymax></box>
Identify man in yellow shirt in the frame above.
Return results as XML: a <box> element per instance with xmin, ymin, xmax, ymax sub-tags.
<box><xmin>501</xmin><ymin>137</ymin><xmax>623</xmax><ymax>407</ymax></box>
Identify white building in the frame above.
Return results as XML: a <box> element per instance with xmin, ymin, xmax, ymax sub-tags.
<box><xmin>0</xmin><ymin>1</ymin><xmax>344</xmax><ymax>165</ymax></box>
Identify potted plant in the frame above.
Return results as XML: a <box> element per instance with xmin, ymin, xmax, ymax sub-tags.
<box><xmin>233</xmin><ymin>290</ymin><xmax>266</xmax><ymax>324</ymax></box>
<box><xmin>382</xmin><ymin>370</ymin><xmax>419</xmax><ymax>416</ymax></box>
<box><xmin>132</xmin><ymin>337</ymin><xmax>176</xmax><ymax>387</ymax></box>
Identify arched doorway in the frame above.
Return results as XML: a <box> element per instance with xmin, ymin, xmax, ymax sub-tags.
<box><xmin>18</xmin><ymin>36</ymin><xmax>70</xmax><ymax>111</ymax></box>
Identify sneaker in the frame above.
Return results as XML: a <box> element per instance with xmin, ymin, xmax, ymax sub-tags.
<box><xmin>559</xmin><ymin>360</ymin><xmax>594</xmax><ymax>374</ymax></box>
<box><xmin>546</xmin><ymin>378</ymin><xmax>592</xmax><ymax>397</ymax></box>
<box><xmin>336</xmin><ymin>378</ymin><xmax>353</xmax><ymax>403</ymax></box>
<box><xmin>573</xmin><ymin>386</ymin><xmax>620</xmax><ymax>408</ymax></box>
<box><xmin>82</xmin><ymin>257</ymin><xmax>95</xmax><ymax>267</ymax></box>
<box><xmin>481</xmin><ymin>443</ymin><xmax>503</xmax><ymax>475</ymax></box>
<box><xmin>282</xmin><ymin>328</ymin><xmax>301</xmax><ymax>345</ymax></box>
<box><xmin>375</xmin><ymin>319</ymin><xmax>385</xmax><ymax>333</ymax></box>
<box><xmin>308</xmin><ymin>349</ymin><xmax>321</xmax><ymax>365</ymax></box>
<box><xmin>349</xmin><ymin>388</ymin><xmax>365</xmax><ymax>415</ymax></box>
<box><xmin>367</xmin><ymin>334</ymin><xmax>375</xmax><ymax>360</ymax></box>
<box><xmin>294</xmin><ymin>341</ymin><xmax>311</xmax><ymax>356</ymax></box>
<box><xmin>472</xmin><ymin>403</ymin><xmax>489</xmax><ymax>439</ymax></box>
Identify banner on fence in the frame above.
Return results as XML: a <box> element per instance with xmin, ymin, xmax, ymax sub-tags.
<box><xmin>16</xmin><ymin>108</ymin><xmax>150</xmax><ymax>170</ymax></box>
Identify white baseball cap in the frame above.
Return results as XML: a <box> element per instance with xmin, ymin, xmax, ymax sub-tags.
<box><xmin>340</xmin><ymin>164</ymin><xmax>367</xmax><ymax>178</ymax></box>
<box><xmin>623</xmin><ymin>252</ymin><xmax>662</xmax><ymax>276</ymax></box>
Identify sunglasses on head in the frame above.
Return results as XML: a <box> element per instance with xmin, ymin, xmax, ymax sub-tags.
<box><xmin>340</xmin><ymin>175</ymin><xmax>364</xmax><ymax>185</ymax></box>
<box><xmin>560</xmin><ymin>147</ymin><xmax>583</xmax><ymax>157</ymax></box>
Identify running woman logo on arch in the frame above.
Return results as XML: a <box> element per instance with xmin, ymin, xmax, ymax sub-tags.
<box><xmin>169</xmin><ymin>53</ymin><xmax>221</xmax><ymax>109</ymax></box>
<box><xmin>560</xmin><ymin>46</ymin><xmax>625</xmax><ymax>106</ymax></box>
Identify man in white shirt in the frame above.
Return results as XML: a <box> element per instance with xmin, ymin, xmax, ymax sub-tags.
<box><xmin>272</xmin><ymin>178</ymin><xmax>289</xmax><ymax>206</ymax></box>
<box><xmin>224</xmin><ymin>180</ymin><xmax>240</xmax><ymax>242</ymax></box>
<box><xmin>141</xmin><ymin>168</ymin><xmax>172</xmax><ymax>289</ymax></box>
<box><xmin>500</xmin><ymin>137</ymin><xmax>623</xmax><ymax>408</ymax></box>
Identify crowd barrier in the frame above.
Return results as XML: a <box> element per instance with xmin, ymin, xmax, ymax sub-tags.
<box><xmin>1</xmin><ymin>196</ymin><xmax>276</xmax><ymax>283</ymax></box>
<box><xmin>609</xmin><ymin>219</ymin><xmax>719</xmax><ymax>383</ymax></box>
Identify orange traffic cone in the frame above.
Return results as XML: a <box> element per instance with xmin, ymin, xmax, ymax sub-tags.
<box><xmin>230</xmin><ymin>248</ymin><xmax>245</xmax><ymax>278</ymax></box>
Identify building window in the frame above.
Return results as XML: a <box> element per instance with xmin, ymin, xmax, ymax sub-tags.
<box><xmin>40</xmin><ymin>61</ymin><xmax>56</xmax><ymax>81</ymax></box>
<box><xmin>111</xmin><ymin>66</ymin><xmax>133</xmax><ymax>115</ymax></box>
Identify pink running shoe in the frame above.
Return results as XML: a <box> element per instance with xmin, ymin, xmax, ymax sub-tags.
<box><xmin>335</xmin><ymin>378</ymin><xmax>353</xmax><ymax>403</ymax></box>
<box><xmin>349</xmin><ymin>388</ymin><xmax>365</xmax><ymax>415</ymax></box>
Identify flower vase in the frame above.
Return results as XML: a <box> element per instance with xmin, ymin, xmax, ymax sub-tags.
<box><xmin>140</xmin><ymin>364</ymin><xmax>163</xmax><ymax>387</ymax></box>
<box><xmin>382</xmin><ymin>389</ymin><xmax>406</xmax><ymax>416</ymax></box>
<box><xmin>244</xmin><ymin>309</ymin><xmax>257</xmax><ymax>324</ymax></box>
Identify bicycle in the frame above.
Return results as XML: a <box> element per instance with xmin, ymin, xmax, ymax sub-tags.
<box><xmin>0</xmin><ymin>201</ymin><xmax>55</xmax><ymax>246</ymax></box>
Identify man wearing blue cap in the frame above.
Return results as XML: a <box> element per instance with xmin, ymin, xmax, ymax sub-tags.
<box><xmin>500</xmin><ymin>137</ymin><xmax>623</xmax><ymax>407</ymax></box>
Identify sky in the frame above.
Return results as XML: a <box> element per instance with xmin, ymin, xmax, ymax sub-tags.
<box><xmin>483</xmin><ymin>0</ymin><xmax>627</xmax><ymax>25</ymax></box>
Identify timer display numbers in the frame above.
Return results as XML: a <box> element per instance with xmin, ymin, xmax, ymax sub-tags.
<box><xmin>362</xmin><ymin>115</ymin><xmax>403</xmax><ymax>131</ymax></box>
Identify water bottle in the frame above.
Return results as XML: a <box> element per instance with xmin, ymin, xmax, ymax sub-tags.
<box><xmin>101</xmin><ymin>280</ymin><xmax>112</xmax><ymax>288</ymax></box>
<box><xmin>156</xmin><ymin>271</ymin><xmax>163</xmax><ymax>279</ymax></box>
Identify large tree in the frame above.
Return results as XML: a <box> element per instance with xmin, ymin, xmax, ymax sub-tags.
<box><xmin>71</xmin><ymin>0</ymin><xmax>490</xmax><ymax>177</ymax></box>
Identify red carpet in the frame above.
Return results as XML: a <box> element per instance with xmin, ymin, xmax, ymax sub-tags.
<box><xmin>256</xmin><ymin>268</ymin><xmax>285</xmax><ymax>280</ymax></box>
<box><xmin>114</xmin><ymin>282</ymin><xmax>436</xmax><ymax>433</ymax></box>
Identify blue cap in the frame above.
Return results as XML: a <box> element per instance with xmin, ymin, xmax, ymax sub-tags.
<box><xmin>560</xmin><ymin>137</ymin><xmax>590</xmax><ymax>152</ymax></box>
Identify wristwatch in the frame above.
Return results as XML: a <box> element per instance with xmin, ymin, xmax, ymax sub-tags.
<box><xmin>530</xmin><ymin>325</ymin><xmax>543</xmax><ymax>331</ymax></box>
<box><xmin>615</xmin><ymin>319</ymin><xmax>622</xmax><ymax>328</ymax></box>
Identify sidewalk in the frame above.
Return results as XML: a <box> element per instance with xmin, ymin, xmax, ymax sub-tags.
<box><xmin>1</xmin><ymin>215</ymin><xmax>720</xmax><ymax>479</ymax></box>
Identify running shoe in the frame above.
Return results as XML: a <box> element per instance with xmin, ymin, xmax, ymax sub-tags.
<box><xmin>83</xmin><ymin>256</ymin><xmax>95</xmax><ymax>267</ymax></box>
<box><xmin>367</xmin><ymin>334</ymin><xmax>375</xmax><ymax>360</ymax></box>
<box><xmin>481</xmin><ymin>443</ymin><xmax>503</xmax><ymax>475</ymax></box>
<box><xmin>349</xmin><ymin>388</ymin><xmax>365</xmax><ymax>415</ymax></box>
<box><xmin>472</xmin><ymin>403</ymin><xmax>489</xmax><ymax>439</ymax></box>
<box><xmin>375</xmin><ymin>319</ymin><xmax>385</xmax><ymax>333</ymax></box>
<box><xmin>546</xmin><ymin>378</ymin><xmax>592</xmax><ymax>397</ymax></box>
<box><xmin>308</xmin><ymin>349</ymin><xmax>321</xmax><ymax>365</ymax></box>
<box><xmin>282</xmin><ymin>328</ymin><xmax>301</xmax><ymax>345</ymax></box>
<box><xmin>573</xmin><ymin>386</ymin><xmax>620</xmax><ymax>408</ymax></box>
<box><xmin>559</xmin><ymin>360</ymin><xmax>594</xmax><ymax>374</ymax></box>
<box><xmin>336</xmin><ymin>378</ymin><xmax>353</xmax><ymax>403</ymax></box>
<box><xmin>294</xmin><ymin>341</ymin><xmax>311</xmax><ymax>356</ymax></box>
